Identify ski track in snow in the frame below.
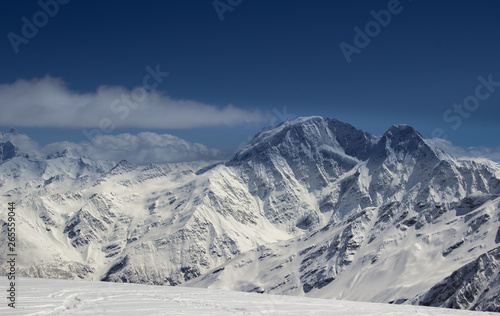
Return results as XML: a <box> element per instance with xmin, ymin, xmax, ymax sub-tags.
<box><xmin>0</xmin><ymin>277</ymin><xmax>496</xmax><ymax>315</ymax></box>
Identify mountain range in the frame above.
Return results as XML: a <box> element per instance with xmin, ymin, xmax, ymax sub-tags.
<box><xmin>1</xmin><ymin>116</ymin><xmax>499</xmax><ymax>312</ymax></box>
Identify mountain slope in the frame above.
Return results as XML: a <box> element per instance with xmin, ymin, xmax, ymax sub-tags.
<box><xmin>187</xmin><ymin>117</ymin><xmax>500</xmax><ymax>312</ymax></box>
<box><xmin>412</xmin><ymin>245</ymin><xmax>500</xmax><ymax>312</ymax></box>
<box><xmin>1</xmin><ymin>116</ymin><xmax>500</xmax><ymax>313</ymax></box>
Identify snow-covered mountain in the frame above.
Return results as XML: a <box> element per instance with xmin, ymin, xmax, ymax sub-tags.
<box><xmin>1</xmin><ymin>116</ymin><xmax>500</xmax><ymax>313</ymax></box>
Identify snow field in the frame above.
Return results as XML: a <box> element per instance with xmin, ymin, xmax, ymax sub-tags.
<box><xmin>1</xmin><ymin>277</ymin><xmax>497</xmax><ymax>315</ymax></box>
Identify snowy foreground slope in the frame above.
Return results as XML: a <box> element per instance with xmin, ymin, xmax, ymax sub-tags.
<box><xmin>0</xmin><ymin>277</ymin><xmax>496</xmax><ymax>316</ymax></box>
<box><xmin>1</xmin><ymin>116</ymin><xmax>500</xmax><ymax>312</ymax></box>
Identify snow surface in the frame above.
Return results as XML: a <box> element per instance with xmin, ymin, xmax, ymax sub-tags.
<box><xmin>0</xmin><ymin>277</ymin><xmax>496</xmax><ymax>316</ymax></box>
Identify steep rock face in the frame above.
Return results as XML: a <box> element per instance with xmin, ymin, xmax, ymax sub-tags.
<box><xmin>413</xmin><ymin>246</ymin><xmax>500</xmax><ymax>312</ymax></box>
<box><xmin>98</xmin><ymin>165</ymin><xmax>291</xmax><ymax>286</ymax></box>
<box><xmin>0</xmin><ymin>141</ymin><xmax>19</xmax><ymax>162</ymax></box>
<box><xmin>187</xmin><ymin>196</ymin><xmax>500</xmax><ymax>305</ymax></box>
<box><xmin>63</xmin><ymin>193</ymin><xmax>118</xmax><ymax>247</ymax></box>
<box><xmin>229</xmin><ymin>117</ymin><xmax>375</xmax><ymax>230</ymax></box>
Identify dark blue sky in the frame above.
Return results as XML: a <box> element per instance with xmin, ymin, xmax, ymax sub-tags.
<box><xmin>1</xmin><ymin>0</ymin><xmax>499</xmax><ymax>151</ymax></box>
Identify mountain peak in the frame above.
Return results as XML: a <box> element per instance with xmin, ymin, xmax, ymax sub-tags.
<box><xmin>0</xmin><ymin>141</ymin><xmax>19</xmax><ymax>162</ymax></box>
<box><xmin>366</xmin><ymin>123</ymin><xmax>443</xmax><ymax>168</ymax></box>
<box><xmin>380</xmin><ymin>124</ymin><xmax>427</xmax><ymax>150</ymax></box>
<box><xmin>230</xmin><ymin>116</ymin><xmax>330</xmax><ymax>162</ymax></box>
<box><xmin>109</xmin><ymin>159</ymin><xmax>137</xmax><ymax>175</ymax></box>
<box><xmin>384</xmin><ymin>124</ymin><xmax>423</xmax><ymax>139</ymax></box>
<box><xmin>9</xmin><ymin>128</ymin><xmax>21</xmax><ymax>135</ymax></box>
<box><xmin>230</xmin><ymin>116</ymin><xmax>376</xmax><ymax>164</ymax></box>
<box><xmin>46</xmin><ymin>148</ymin><xmax>78</xmax><ymax>159</ymax></box>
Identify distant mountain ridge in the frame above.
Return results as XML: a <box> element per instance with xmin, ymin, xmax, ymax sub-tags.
<box><xmin>1</xmin><ymin>116</ymin><xmax>499</xmax><ymax>313</ymax></box>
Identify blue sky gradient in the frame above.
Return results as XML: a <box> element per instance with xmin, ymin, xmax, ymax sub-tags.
<box><xmin>0</xmin><ymin>0</ymin><xmax>499</xmax><ymax>151</ymax></box>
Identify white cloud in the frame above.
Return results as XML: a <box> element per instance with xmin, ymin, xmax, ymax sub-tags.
<box><xmin>428</xmin><ymin>138</ymin><xmax>500</xmax><ymax>162</ymax></box>
<box><xmin>1</xmin><ymin>130</ymin><xmax>227</xmax><ymax>164</ymax></box>
<box><xmin>0</xmin><ymin>129</ymin><xmax>39</xmax><ymax>153</ymax></box>
<box><xmin>0</xmin><ymin>76</ymin><xmax>266</xmax><ymax>129</ymax></box>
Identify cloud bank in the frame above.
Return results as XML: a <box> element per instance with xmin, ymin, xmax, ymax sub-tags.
<box><xmin>2</xmin><ymin>130</ymin><xmax>499</xmax><ymax>165</ymax></box>
<box><xmin>0</xmin><ymin>130</ymin><xmax>227</xmax><ymax>164</ymax></box>
<box><xmin>428</xmin><ymin>138</ymin><xmax>500</xmax><ymax>162</ymax></box>
<box><xmin>0</xmin><ymin>76</ymin><xmax>265</xmax><ymax>129</ymax></box>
